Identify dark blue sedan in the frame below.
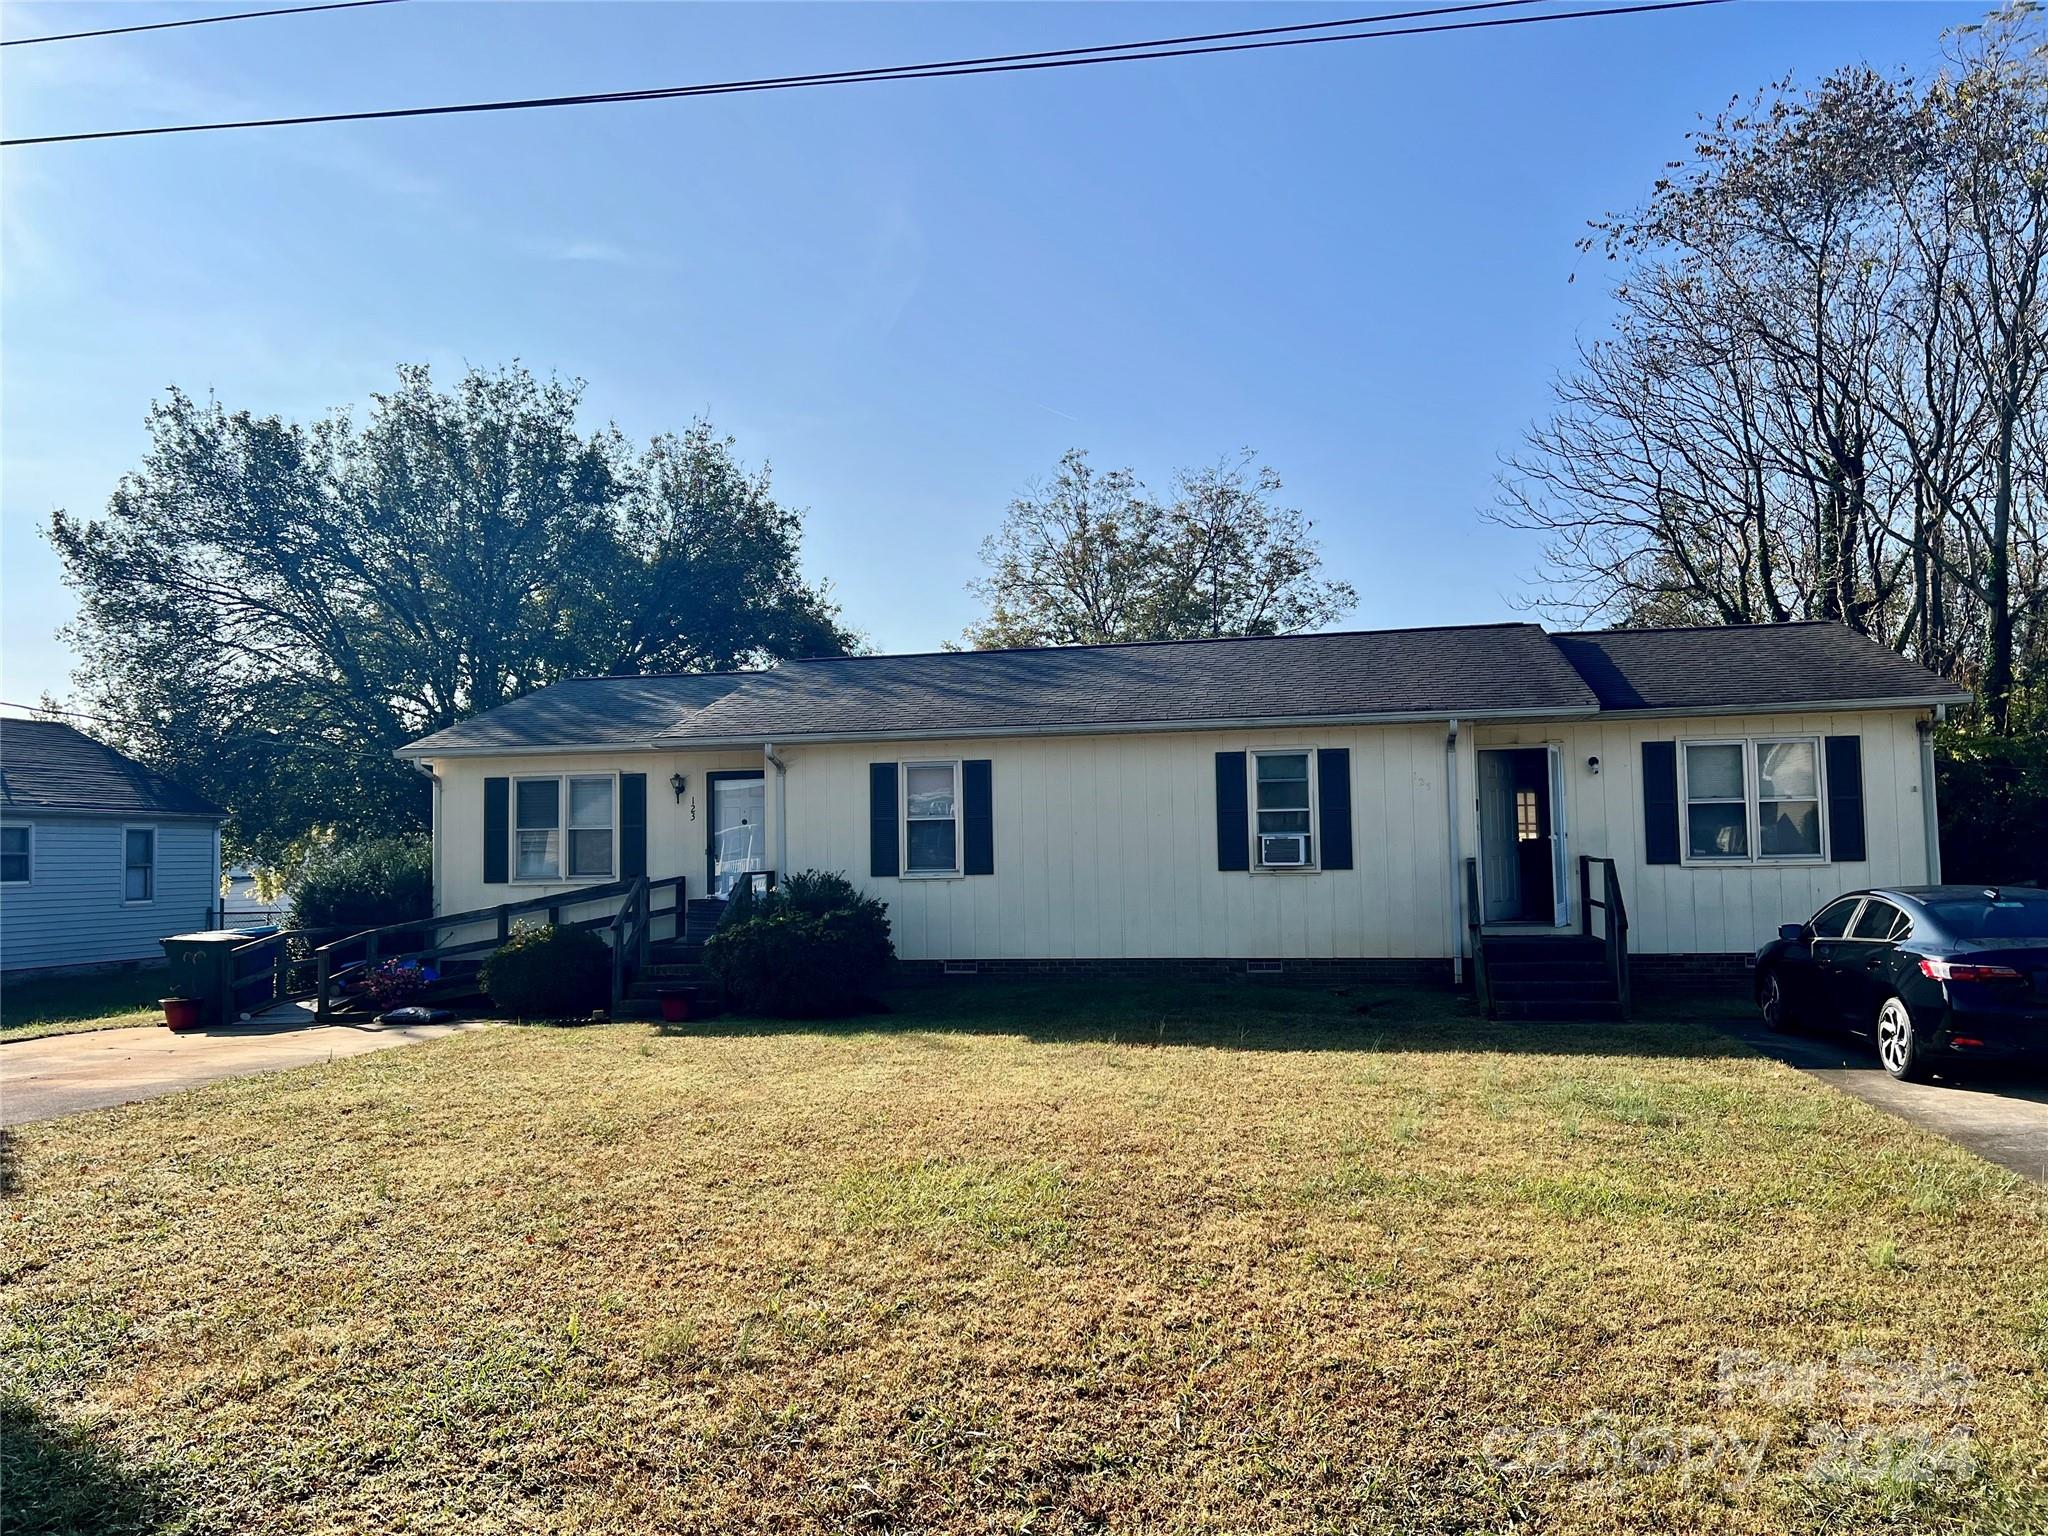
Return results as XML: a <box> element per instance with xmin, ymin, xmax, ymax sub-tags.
<box><xmin>1753</xmin><ymin>886</ymin><xmax>2048</xmax><ymax>1082</ymax></box>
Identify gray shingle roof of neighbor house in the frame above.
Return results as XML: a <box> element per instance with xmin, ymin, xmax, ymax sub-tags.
<box><xmin>395</xmin><ymin>620</ymin><xmax>1969</xmax><ymax>755</ymax></box>
<box><xmin>0</xmin><ymin>720</ymin><xmax>225</xmax><ymax>818</ymax></box>
<box><xmin>1551</xmin><ymin>622</ymin><xmax>1970</xmax><ymax>713</ymax></box>
<box><xmin>654</xmin><ymin>624</ymin><xmax>1598</xmax><ymax>744</ymax></box>
<box><xmin>397</xmin><ymin>673</ymin><xmax>757</xmax><ymax>755</ymax></box>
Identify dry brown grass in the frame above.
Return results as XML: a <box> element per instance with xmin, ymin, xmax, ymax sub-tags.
<box><xmin>3</xmin><ymin>981</ymin><xmax>2044</xmax><ymax>1534</ymax></box>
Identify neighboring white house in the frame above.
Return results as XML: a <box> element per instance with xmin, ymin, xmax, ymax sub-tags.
<box><xmin>0</xmin><ymin>720</ymin><xmax>225</xmax><ymax>976</ymax></box>
<box><xmin>397</xmin><ymin>622</ymin><xmax>1967</xmax><ymax>977</ymax></box>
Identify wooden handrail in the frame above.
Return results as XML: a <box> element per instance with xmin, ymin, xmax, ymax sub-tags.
<box><xmin>1577</xmin><ymin>855</ymin><xmax>1631</xmax><ymax>1019</ymax></box>
<box><xmin>1463</xmin><ymin>856</ymin><xmax>1491</xmax><ymax>1018</ymax></box>
<box><xmin>314</xmin><ymin>873</ymin><xmax>685</xmax><ymax>1019</ymax></box>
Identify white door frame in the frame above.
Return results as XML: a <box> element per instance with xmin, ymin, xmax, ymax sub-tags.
<box><xmin>1474</xmin><ymin>744</ymin><xmax>1571</xmax><ymax>928</ymax></box>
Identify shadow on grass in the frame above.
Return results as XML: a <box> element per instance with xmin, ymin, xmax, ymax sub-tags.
<box><xmin>0</xmin><ymin>1395</ymin><xmax>176</xmax><ymax>1536</ymax></box>
<box><xmin>656</xmin><ymin>977</ymin><xmax>1763</xmax><ymax>1060</ymax></box>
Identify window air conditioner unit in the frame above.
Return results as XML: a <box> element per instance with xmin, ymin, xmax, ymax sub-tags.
<box><xmin>1259</xmin><ymin>833</ymin><xmax>1309</xmax><ymax>868</ymax></box>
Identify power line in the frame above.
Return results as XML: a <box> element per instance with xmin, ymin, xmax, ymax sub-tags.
<box><xmin>3</xmin><ymin>0</ymin><xmax>1733</xmax><ymax>148</ymax></box>
<box><xmin>1</xmin><ymin>0</ymin><xmax>407</xmax><ymax>50</ymax></box>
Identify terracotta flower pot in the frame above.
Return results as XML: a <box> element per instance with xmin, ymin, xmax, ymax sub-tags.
<box><xmin>161</xmin><ymin>997</ymin><xmax>206</xmax><ymax>1032</ymax></box>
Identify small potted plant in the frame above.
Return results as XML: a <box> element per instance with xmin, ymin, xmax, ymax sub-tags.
<box><xmin>161</xmin><ymin>997</ymin><xmax>205</xmax><ymax>1031</ymax></box>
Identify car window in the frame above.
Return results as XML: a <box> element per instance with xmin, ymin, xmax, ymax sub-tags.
<box><xmin>1924</xmin><ymin>898</ymin><xmax>2048</xmax><ymax>939</ymax></box>
<box><xmin>1810</xmin><ymin>898</ymin><xmax>1862</xmax><ymax>939</ymax></box>
<box><xmin>1850</xmin><ymin>900</ymin><xmax>1908</xmax><ymax>941</ymax></box>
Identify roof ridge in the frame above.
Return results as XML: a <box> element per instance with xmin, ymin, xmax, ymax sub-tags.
<box><xmin>1559</xmin><ymin>620</ymin><xmax>1839</xmax><ymax>637</ymax></box>
<box><xmin>773</xmin><ymin>621</ymin><xmax>1544</xmax><ymax>667</ymax></box>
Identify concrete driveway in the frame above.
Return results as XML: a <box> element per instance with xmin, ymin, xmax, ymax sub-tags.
<box><xmin>1717</xmin><ymin>1015</ymin><xmax>2048</xmax><ymax>1184</ymax></box>
<box><xmin>1</xmin><ymin>1010</ymin><xmax>489</xmax><ymax>1127</ymax></box>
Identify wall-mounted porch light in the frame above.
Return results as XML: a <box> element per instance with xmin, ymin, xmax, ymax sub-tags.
<box><xmin>670</xmin><ymin>772</ymin><xmax>687</xmax><ymax>802</ymax></box>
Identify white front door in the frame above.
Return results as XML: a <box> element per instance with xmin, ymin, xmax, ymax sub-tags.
<box><xmin>711</xmin><ymin>777</ymin><xmax>765</xmax><ymax>897</ymax></box>
<box><xmin>1547</xmin><ymin>743</ymin><xmax>1571</xmax><ymax>927</ymax></box>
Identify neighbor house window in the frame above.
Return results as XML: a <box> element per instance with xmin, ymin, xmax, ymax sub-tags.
<box><xmin>513</xmin><ymin>775</ymin><xmax>616</xmax><ymax>882</ymax></box>
<box><xmin>0</xmin><ymin>826</ymin><xmax>29</xmax><ymax>883</ymax></box>
<box><xmin>903</xmin><ymin>761</ymin><xmax>960</xmax><ymax>874</ymax></box>
<box><xmin>1253</xmin><ymin>751</ymin><xmax>1314</xmax><ymax>867</ymax></box>
<box><xmin>1681</xmin><ymin>737</ymin><xmax>1825</xmax><ymax>864</ymax></box>
<box><xmin>123</xmin><ymin>827</ymin><xmax>155</xmax><ymax>902</ymax></box>
<box><xmin>1515</xmin><ymin>789</ymin><xmax>1540</xmax><ymax>842</ymax></box>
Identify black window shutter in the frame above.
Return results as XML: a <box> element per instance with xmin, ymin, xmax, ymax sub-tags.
<box><xmin>1216</xmin><ymin>751</ymin><xmax>1250</xmax><ymax>871</ymax></box>
<box><xmin>619</xmin><ymin>773</ymin><xmax>647</xmax><ymax>880</ymax></box>
<box><xmin>1317</xmin><ymin>747</ymin><xmax>1353</xmax><ymax>870</ymax></box>
<box><xmin>963</xmin><ymin>759</ymin><xmax>994</xmax><ymax>875</ymax></box>
<box><xmin>483</xmin><ymin>776</ymin><xmax>510</xmax><ymax>884</ymax></box>
<box><xmin>869</xmin><ymin>762</ymin><xmax>900</xmax><ymax>877</ymax></box>
<box><xmin>1642</xmin><ymin>741</ymin><xmax>1680</xmax><ymax>865</ymax></box>
<box><xmin>1825</xmin><ymin>735</ymin><xmax>1866</xmax><ymax>862</ymax></box>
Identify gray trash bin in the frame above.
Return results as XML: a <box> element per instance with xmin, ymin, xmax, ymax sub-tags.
<box><xmin>160</xmin><ymin>930</ymin><xmax>252</xmax><ymax>1028</ymax></box>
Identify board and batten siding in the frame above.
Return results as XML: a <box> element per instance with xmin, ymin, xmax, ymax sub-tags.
<box><xmin>0</xmin><ymin>816</ymin><xmax>220</xmax><ymax>973</ymax></box>
<box><xmin>1471</xmin><ymin>707</ymin><xmax>1933</xmax><ymax>956</ymax></box>
<box><xmin>429</xmin><ymin>748</ymin><xmax>765</xmax><ymax>922</ymax></box>
<box><xmin>782</xmin><ymin>726</ymin><xmax>1457</xmax><ymax>963</ymax></box>
<box><xmin>423</xmin><ymin>705</ymin><xmax>1935</xmax><ymax>966</ymax></box>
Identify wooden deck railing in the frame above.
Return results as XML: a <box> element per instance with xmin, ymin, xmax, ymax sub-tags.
<box><xmin>1578</xmin><ymin>855</ymin><xmax>1631</xmax><ymax>1018</ymax></box>
<box><xmin>310</xmin><ymin>874</ymin><xmax>686</xmax><ymax>1020</ymax></box>
<box><xmin>1463</xmin><ymin>856</ymin><xmax>1491</xmax><ymax>1017</ymax></box>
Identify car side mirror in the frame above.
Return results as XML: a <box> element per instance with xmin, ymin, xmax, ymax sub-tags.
<box><xmin>1779</xmin><ymin>923</ymin><xmax>1808</xmax><ymax>943</ymax></box>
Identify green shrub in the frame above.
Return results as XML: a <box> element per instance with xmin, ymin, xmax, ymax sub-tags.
<box><xmin>289</xmin><ymin>836</ymin><xmax>432</xmax><ymax>932</ymax></box>
<box><xmin>480</xmin><ymin>925</ymin><xmax>612</xmax><ymax>1018</ymax></box>
<box><xmin>703</xmin><ymin>870</ymin><xmax>894</xmax><ymax>1016</ymax></box>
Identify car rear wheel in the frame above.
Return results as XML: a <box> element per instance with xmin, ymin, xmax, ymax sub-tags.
<box><xmin>1758</xmin><ymin>967</ymin><xmax>1796</xmax><ymax>1032</ymax></box>
<box><xmin>1876</xmin><ymin>997</ymin><xmax>1930</xmax><ymax>1083</ymax></box>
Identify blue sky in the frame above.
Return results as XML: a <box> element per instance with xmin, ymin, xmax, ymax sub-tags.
<box><xmin>0</xmin><ymin>0</ymin><xmax>1983</xmax><ymax>706</ymax></box>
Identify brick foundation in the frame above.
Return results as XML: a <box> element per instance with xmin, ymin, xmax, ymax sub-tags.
<box><xmin>1629</xmin><ymin>952</ymin><xmax>1755</xmax><ymax>985</ymax></box>
<box><xmin>894</xmin><ymin>956</ymin><xmax>1455</xmax><ymax>985</ymax></box>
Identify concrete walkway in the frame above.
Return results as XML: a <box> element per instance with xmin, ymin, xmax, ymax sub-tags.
<box><xmin>1718</xmin><ymin>1016</ymin><xmax>2048</xmax><ymax>1185</ymax></box>
<box><xmin>1</xmin><ymin>1007</ymin><xmax>489</xmax><ymax>1127</ymax></box>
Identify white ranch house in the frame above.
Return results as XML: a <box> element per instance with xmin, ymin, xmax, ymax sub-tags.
<box><xmin>397</xmin><ymin>622</ymin><xmax>1965</xmax><ymax>1004</ymax></box>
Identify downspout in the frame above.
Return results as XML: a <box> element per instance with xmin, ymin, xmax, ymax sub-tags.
<box><xmin>410</xmin><ymin>758</ymin><xmax>442</xmax><ymax>914</ymax></box>
<box><xmin>1445</xmin><ymin>718</ymin><xmax>1462</xmax><ymax>984</ymax></box>
<box><xmin>763</xmin><ymin>742</ymin><xmax>789</xmax><ymax>882</ymax></box>
<box><xmin>1918</xmin><ymin>707</ymin><xmax>1944</xmax><ymax>884</ymax></box>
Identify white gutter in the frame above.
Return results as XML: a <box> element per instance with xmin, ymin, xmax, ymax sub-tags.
<box><xmin>764</xmin><ymin>742</ymin><xmax>789</xmax><ymax>880</ymax></box>
<box><xmin>1919</xmin><ymin>707</ymin><xmax>1945</xmax><ymax>884</ymax></box>
<box><xmin>1445</xmin><ymin>718</ymin><xmax>1462</xmax><ymax>984</ymax></box>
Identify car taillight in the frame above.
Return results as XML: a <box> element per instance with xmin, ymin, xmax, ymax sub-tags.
<box><xmin>1918</xmin><ymin>957</ymin><xmax>2024</xmax><ymax>983</ymax></box>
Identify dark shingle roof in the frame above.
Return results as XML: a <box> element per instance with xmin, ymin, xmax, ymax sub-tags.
<box><xmin>398</xmin><ymin>674</ymin><xmax>756</xmax><ymax>754</ymax></box>
<box><xmin>397</xmin><ymin>621</ymin><xmax>1966</xmax><ymax>755</ymax></box>
<box><xmin>0</xmin><ymin>720</ymin><xmax>224</xmax><ymax>818</ymax></box>
<box><xmin>654</xmin><ymin>626</ymin><xmax>1597</xmax><ymax>744</ymax></box>
<box><xmin>1551</xmin><ymin>623</ymin><xmax>1968</xmax><ymax>713</ymax></box>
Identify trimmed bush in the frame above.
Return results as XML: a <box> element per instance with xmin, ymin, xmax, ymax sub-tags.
<box><xmin>289</xmin><ymin>836</ymin><xmax>431</xmax><ymax>932</ymax></box>
<box><xmin>703</xmin><ymin>870</ymin><xmax>894</xmax><ymax>1017</ymax></box>
<box><xmin>480</xmin><ymin>925</ymin><xmax>611</xmax><ymax>1019</ymax></box>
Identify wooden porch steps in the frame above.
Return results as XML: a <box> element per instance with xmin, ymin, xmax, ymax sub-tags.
<box><xmin>1481</xmin><ymin>933</ymin><xmax>1623</xmax><ymax>1020</ymax></box>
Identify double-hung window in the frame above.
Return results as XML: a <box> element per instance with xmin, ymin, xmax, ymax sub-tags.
<box><xmin>123</xmin><ymin>827</ymin><xmax>156</xmax><ymax>903</ymax></box>
<box><xmin>0</xmin><ymin>826</ymin><xmax>29</xmax><ymax>884</ymax></box>
<box><xmin>514</xmin><ymin>775</ymin><xmax>615</xmax><ymax>881</ymax></box>
<box><xmin>1680</xmin><ymin>737</ymin><xmax>1824</xmax><ymax>864</ymax></box>
<box><xmin>903</xmin><ymin>761</ymin><xmax>960</xmax><ymax>875</ymax></box>
<box><xmin>1253</xmin><ymin>751</ymin><xmax>1314</xmax><ymax>868</ymax></box>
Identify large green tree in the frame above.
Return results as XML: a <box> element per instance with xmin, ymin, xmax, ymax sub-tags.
<box><xmin>963</xmin><ymin>449</ymin><xmax>1356</xmax><ymax>649</ymax></box>
<box><xmin>51</xmin><ymin>364</ymin><xmax>852</xmax><ymax>867</ymax></box>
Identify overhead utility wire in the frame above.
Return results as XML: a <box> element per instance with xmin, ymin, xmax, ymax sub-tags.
<box><xmin>2</xmin><ymin>0</ymin><xmax>407</xmax><ymax>49</ymax></box>
<box><xmin>3</xmin><ymin>0</ymin><xmax>1732</xmax><ymax>148</ymax></box>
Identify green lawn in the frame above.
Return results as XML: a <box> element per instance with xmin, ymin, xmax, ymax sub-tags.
<box><xmin>0</xmin><ymin>968</ymin><xmax>166</xmax><ymax>1042</ymax></box>
<box><xmin>2</xmin><ymin>981</ymin><xmax>2043</xmax><ymax>1534</ymax></box>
